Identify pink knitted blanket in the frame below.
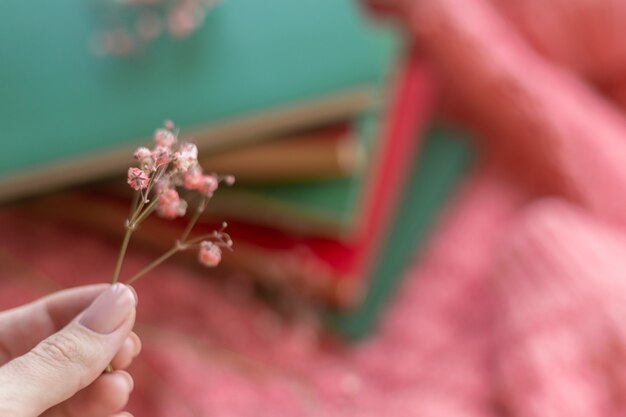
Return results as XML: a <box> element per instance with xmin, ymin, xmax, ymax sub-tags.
<box><xmin>1</xmin><ymin>161</ymin><xmax>623</xmax><ymax>416</ymax></box>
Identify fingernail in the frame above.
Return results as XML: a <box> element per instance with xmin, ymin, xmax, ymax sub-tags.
<box><xmin>116</xmin><ymin>370</ymin><xmax>134</xmax><ymax>392</ymax></box>
<box><xmin>79</xmin><ymin>284</ymin><xmax>136</xmax><ymax>334</ymax></box>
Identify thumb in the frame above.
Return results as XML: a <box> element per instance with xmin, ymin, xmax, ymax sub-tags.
<box><xmin>0</xmin><ymin>284</ymin><xmax>136</xmax><ymax>417</ymax></box>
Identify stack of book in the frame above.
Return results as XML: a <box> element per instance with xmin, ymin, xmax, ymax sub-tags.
<box><xmin>196</xmin><ymin>48</ymin><xmax>472</xmax><ymax>338</ymax></box>
<box><xmin>0</xmin><ymin>0</ymin><xmax>471</xmax><ymax>338</ymax></box>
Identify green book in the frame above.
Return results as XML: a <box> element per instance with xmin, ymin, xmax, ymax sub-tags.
<box><xmin>204</xmin><ymin>111</ymin><xmax>381</xmax><ymax>237</ymax></box>
<box><xmin>327</xmin><ymin>126</ymin><xmax>472</xmax><ymax>339</ymax></box>
<box><xmin>0</xmin><ymin>0</ymin><xmax>397</xmax><ymax>200</ymax></box>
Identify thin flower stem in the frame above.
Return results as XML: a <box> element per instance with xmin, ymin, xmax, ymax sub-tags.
<box><xmin>111</xmin><ymin>226</ymin><xmax>133</xmax><ymax>284</ymax></box>
<box><xmin>131</xmin><ymin>195</ymin><xmax>160</xmax><ymax>228</ymax></box>
<box><xmin>112</xmin><ymin>171</ymin><xmax>161</xmax><ymax>285</ymax></box>
<box><xmin>129</xmin><ymin>198</ymin><xmax>146</xmax><ymax>226</ymax></box>
<box><xmin>124</xmin><ymin>198</ymin><xmax>208</xmax><ymax>285</ymax></box>
<box><xmin>129</xmin><ymin>191</ymin><xmax>140</xmax><ymax>218</ymax></box>
<box><xmin>179</xmin><ymin>197</ymin><xmax>207</xmax><ymax>243</ymax></box>
<box><xmin>185</xmin><ymin>233</ymin><xmax>218</xmax><ymax>246</ymax></box>
<box><xmin>184</xmin><ymin>232</ymin><xmax>233</xmax><ymax>250</ymax></box>
<box><xmin>125</xmin><ymin>244</ymin><xmax>182</xmax><ymax>285</ymax></box>
<box><xmin>130</xmin><ymin>186</ymin><xmax>151</xmax><ymax>224</ymax></box>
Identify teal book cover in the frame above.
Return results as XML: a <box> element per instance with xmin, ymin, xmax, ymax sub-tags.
<box><xmin>327</xmin><ymin>127</ymin><xmax>472</xmax><ymax>339</ymax></box>
<box><xmin>0</xmin><ymin>0</ymin><xmax>397</xmax><ymax>199</ymax></box>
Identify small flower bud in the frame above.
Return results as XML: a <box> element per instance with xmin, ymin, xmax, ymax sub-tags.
<box><xmin>156</xmin><ymin>189</ymin><xmax>188</xmax><ymax>219</ymax></box>
<box><xmin>198</xmin><ymin>241</ymin><xmax>222</xmax><ymax>267</ymax></box>
<box><xmin>222</xmin><ymin>175</ymin><xmax>235</xmax><ymax>186</ymax></box>
<box><xmin>183</xmin><ymin>166</ymin><xmax>204</xmax><ymax>190</ymax></box>
<box><xmin>199</xmin><ymin>174</ymin><xmax>218</xmax><ymax>196</ymax></box>
<box><xmin>134</xmin><ymin>147</ymin><xmax>154</xmax><ymax>171</ymax></box>
<box><xmin>159</xmin><ymin>188</ymin><xmax>180</xmax><ymax>204</ymax></box>
<box><xmin>173</xmin><ymin>143</ymin><xmax>198</xmax><ymax>172</ymax></box>
<box><xmin>127</xmin><ymin>167</ymin><xmax>150</xmax><ymax>190</ymax></box>
<box><xmin>168</xmin><ymin>7</ymin><xmax>197</xmax><ymax>38</ymax></box>
<box><xmin>154</xmin><ymin>128</ymin><xmax>177</xmax><ymax>148</ymax></box>
<box><xmin>134</xmin><ymin>147</ymin><xmax>152</xmax><ymax>162</ymax></box>
<box><xmin>152</xmin><ymin>146</ymin><xmax>172</xmax><ymax>167</ymax></box>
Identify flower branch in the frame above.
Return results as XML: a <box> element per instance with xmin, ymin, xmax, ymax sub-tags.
<box><xmin>110</xmin><ymin>120</ymin><xmax>234</xmax><ymax>285</ymax></box>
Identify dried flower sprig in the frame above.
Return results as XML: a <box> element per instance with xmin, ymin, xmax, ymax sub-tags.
<box><xmin>91</xmin><ymin>0</ymin><xmax>219</xmax><ymax>57</ymax></box>
<box><xmin>111</xmin><ymin>120</ymin><xmax>234</xmax><ymax>285</ymax></box>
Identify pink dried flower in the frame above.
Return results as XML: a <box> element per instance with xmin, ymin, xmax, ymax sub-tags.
<box><xmin>152</xmin><ymin>146</ymin><xmax>172</xmax><ymax>167</ymax></box>
<box><xmin>154</xmin><ymin>128</ymin><xmax>177</xmax><ymax>148</ymax></box>
<box><xmin>183</xmin><ymin>166</ymin><xmax>204</xmax><ymax>190</ymax></box>
<box><xmin>134</xmin><ymin>146</ymin><xmax>152</xmax><ymax>162</ymax></box>
<box><xmin>198</xmin><ymin>241</ymin><xmax>222</xmax><ymax>267</ymax></box>
<box><xmin>95</xmin><ymin>0</ymin><xmax>218</xmax><ymax>58</ymax></box>
<box><xmin>173</xmin><ymin>143</ymin><xmax>198</xmax><ymax>172</ymax></box>
<box><xmin>156</xmin><ymin>189</ymin><xmax>187</xmax><ymax>219</ymax></box>
<box><xmin>168</xmin><ymin>7</ymin><xmax>197</xmax><ymax>38</ymax></box>
<box><xmin>156</xmin><ymin>201</ymin><xmax>187</xmax><ymax>219</ymax></box>
<box><xmin>127</xmin><ymin>167</ymin><xmax>150</xmax><ymax>190</ymax></box>
<box><xmin>134</xmin><ymin>146</ymin><xmax>154</xmax><ymax>169</ymax></box>
<box><xmin>222</xmin><ymin>175</ymin><xmax>235</xmax><ymax>186</ymax></box>
<box><xmin>113</xmin><ymin>120</ymin><xmax>235</xmax><ymax>301</ymax></box>
<box><xmin>163</xmin><ymin>119</ymin><xmax>175</xmax><ymax>130</ymax></box>
<box><xmin>159</xmin><ymin>188</ymin><xmax>180</xmax><ymax>205</ymax></box>
<box><xmin>199</xmin><ymin>174</ymin><xmax>218</xmax><ymax>196</ymax></box>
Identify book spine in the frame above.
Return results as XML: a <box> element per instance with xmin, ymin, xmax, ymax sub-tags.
<box><xmin>343</xmin><ymin>44</ymin><xmax>437</xmax><ymax>305</ymax></box>
<box><xmin>199</xmin><ymin>126</ymin><xmax>363</xmax><ymax>184</ymax></box>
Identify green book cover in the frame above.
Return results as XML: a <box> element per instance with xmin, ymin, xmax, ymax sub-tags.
<box><xmin>327</xmin><ymin>126</ymin><xmax>472</xmax><ymax>339</ymax></box>
<box><xmin>0</xmin><ymin>0</ymin><xmax>397</xmax><ymax>196</ymax></box>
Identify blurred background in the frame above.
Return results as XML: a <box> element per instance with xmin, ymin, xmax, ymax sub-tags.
<box><xmin>3</xmin><ymin>0</ymin><xmax>626</xmax><ymax>415</ymax></box>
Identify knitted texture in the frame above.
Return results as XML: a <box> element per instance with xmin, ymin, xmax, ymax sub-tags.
<box><xmin>493</xmin><ymin>200</ymin><xmax>626</xmax><ymax>416</ymax></box>
<box><xmin>1</xmin><ymin>168</ymin><xmax>625</xmax><ymax>416</ymax></box>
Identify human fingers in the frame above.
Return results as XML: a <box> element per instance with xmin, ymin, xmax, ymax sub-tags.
<box><xmin>0</xmin><ymin>284</ymin><xmax>111</xmax><ymax>363</ymax></box>
<box><xmin>110</xmin><ymin>332</ymin><xmax>142</xmax><ymax>370</ymax></box>
<box><xmin>40</xmin><ymin>371</ymin><xmax>133</xmax><ymax>417</ymax></box>
<box><xmin>0</xmin><ymin>284</ymin><xmax>136</xmax><ymax>417</ymax></box>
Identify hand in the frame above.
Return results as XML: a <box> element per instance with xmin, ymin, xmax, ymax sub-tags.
<box><xmin>0</xmin><ymin>284</ymin><xmax>140</xmax><ymax>417</ymax></box>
